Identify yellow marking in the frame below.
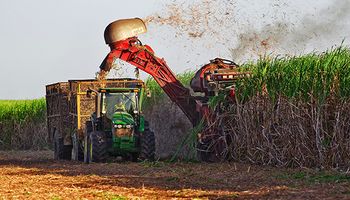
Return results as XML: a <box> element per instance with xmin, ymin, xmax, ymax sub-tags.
<box><xmin>77</xmin><ymin>83</ymin><xmax>81</xmax><ymax>135</ymax></box>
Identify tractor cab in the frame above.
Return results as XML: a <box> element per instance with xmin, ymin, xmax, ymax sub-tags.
<box><xmin>100</xmin><ymin>88</ymin><xmax>141</xmax><ymax>128</ymax></box>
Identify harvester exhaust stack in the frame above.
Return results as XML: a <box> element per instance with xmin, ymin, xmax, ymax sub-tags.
<box><xmin>104</xmin><ymin>18</ymin><xmax>147</xmax><ymax>45</ymax></box>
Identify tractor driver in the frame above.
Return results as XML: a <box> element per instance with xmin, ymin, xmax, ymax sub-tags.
<box><xmin>114</xmin><ymin>96</ymin><xmax>126</xmax><ymax>112</ymax></box>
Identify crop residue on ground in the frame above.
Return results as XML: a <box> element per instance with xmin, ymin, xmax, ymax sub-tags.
<box><xmin>1</xmin><ymin>151</ymin><xmax>350</xmax><ymax>199</ymax></box>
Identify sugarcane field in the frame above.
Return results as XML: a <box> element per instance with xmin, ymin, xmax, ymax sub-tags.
<box><xmin>1</xmin><ymin>0</ymin><xmax>350</xmax><ymax>199</ymax></box>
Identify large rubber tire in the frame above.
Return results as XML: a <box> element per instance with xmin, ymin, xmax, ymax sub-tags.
<box><xmin>131</xmin><ymin>152</ymin><xmax>140</xmax><ymax>162</ymax></box>
<box><xmin>197</xmin><ymin>129</ymin><xmax>228</xmax><ymax>162</ymax></box>
<box><xmin>139</xmin><ymin>122</ymin><xmax>155</xmax><ymax>161</ymax></box>
<box><xmin>84</xmin><ymin>121</ymin><xmax>93</xmax><ymax>164</ymax></box>
<box><xmin>72</xmin><ymin>132</ymin><xmax>84</xmax><ymax>161</ymax></box>
<box><xmin>53</xmin><ymin>130</ymin><xmax>72</xmax><ymax>160</ymax></box>
<box><xmin>197</xmin><ymin>141</ymin><xmax>220</xmax><ymax>162</ymax></box>
<box><xmin>89</xmin><ymin>131</ymin><xmax>109</xmax><ymax>162</ymax></box>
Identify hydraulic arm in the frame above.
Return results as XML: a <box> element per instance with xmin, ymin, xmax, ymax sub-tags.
<box><xmin>99</xmin><ymin>37</ymin><xmax>200</xmax><ymax>125</ymax></box>
<box><xmin>99</xmin><ymin>18</ymin><xmax>246</xmax><ymax>127</ymax></box>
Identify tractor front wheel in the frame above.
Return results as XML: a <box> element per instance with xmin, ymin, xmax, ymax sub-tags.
<box><xmin>89</xmin><ymin>131</ymin><xmax>109</xmax><ymax>162</ymax></box>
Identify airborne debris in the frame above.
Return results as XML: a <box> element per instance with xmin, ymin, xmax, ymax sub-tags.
<box><xmin>96</xmin><ymin>60</ymin><xmax>129</xmax><ymax>81</ymax></box>
<box><xmin>144</xmin><ymin>0</ymin><xmax>238</xmax><ymax>39</ymax></box>
<box><xmin>145</xmin><ymin>0</ymin><xmax>350</xmax><ymax>61</ymax></box>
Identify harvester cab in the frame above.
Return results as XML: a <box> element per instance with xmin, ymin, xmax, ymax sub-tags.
<box><xmin>84</xmin><ymin>79</ymin><xmax>155</xmax><ymax>163</ymax></box>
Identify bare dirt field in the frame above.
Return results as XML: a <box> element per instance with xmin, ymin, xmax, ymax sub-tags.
<box><xmin>0</xmin><ymin>151</ymin><xmax>349</xmax><ymax>199</ymax></box>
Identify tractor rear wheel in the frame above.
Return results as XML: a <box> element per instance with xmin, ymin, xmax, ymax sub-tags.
<box><xmin>53</xmin><ymin>130</ymin><xmax>72</xmax><ymax>160</ymax></box>
<box><xmin>139</xmin><ymin>122</ymin><xmax>155</xmax><ymax>161</ymax></box>
<box><xmin>89</xmin><ymin>131</ymin><xmax>109</xmax><ymax>162</ymax></box>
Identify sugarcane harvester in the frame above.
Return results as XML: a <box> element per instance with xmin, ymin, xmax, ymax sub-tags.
<box><xmin>100</xmin><ymin>18</ymin><xmax>246</xmax><ymax>161</ymax></box>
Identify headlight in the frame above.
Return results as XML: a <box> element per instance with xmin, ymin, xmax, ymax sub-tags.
<box><xmin>126</xmin><ymin>125</ymin><xmax>132</xmax><ymax>129</ymax></box>
<box><xmin>117</xmin><ymin>124</ymin><xmax>123</xmax><ymax>129</ymax></box>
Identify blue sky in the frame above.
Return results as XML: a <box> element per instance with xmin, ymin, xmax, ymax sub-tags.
<box><xmin>0</xmin><ymin>0</ymin><xmax>348</xmax><ymax>99</ymax></box>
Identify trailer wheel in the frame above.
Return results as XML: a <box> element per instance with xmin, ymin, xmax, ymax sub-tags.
<box><xmin>72</xmin><ymin>132</ymin><xmax>84</xmax><ymax>161</ymax></box>
<box><xmin>84</xmin><ymin>121</ymin><xmax>93</xmax><ymax>164</ymax></box>
<box><xmin>53</xmin><ymin>129</ymin><xmax>71</xmax><ymax>160</ymax></box>
<box><xmin>139</xmin><ymin>122</ymin><xmax>155</xmax><ymax>161</ymax></box>
<box><xmin>89</xmin><ymin>131</ymin><xmax>109</xmax><ymax>162</ymax></box>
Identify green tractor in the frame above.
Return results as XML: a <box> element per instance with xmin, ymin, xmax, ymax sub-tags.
<box><xmin>83</xmin><ymin>79</ymin><xmax>155</xmax><ymax>163</ymax></box>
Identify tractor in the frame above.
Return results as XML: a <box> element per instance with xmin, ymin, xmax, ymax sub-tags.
<box><xmin>46</xmin><ymin>78</ymin><xmax>155</xmax><ymax>163</ymax></box>
<box><xmin>83</xmin><ymin>80</ymin><xmax>155</xmax><ymax>163</ymax></box>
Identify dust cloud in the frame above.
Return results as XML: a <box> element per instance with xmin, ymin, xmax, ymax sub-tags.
<box><xmin>282</xmin><ymin>0</ymin><xmax>350</xmax><ymax>52</ymax></box>
<box><xmin>145</xmin><ymin>0</ymin><xmax>350</xmax><ymax>61</ymax></box>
